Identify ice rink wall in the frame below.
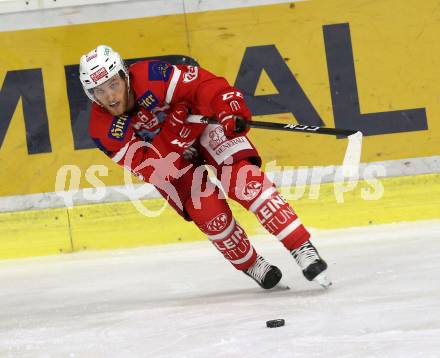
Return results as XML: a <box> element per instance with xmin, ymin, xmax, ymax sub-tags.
<box><xmin>0</xmin><ymin>0</ymin><xmax>439</xmax><ymax>259</ymax></box>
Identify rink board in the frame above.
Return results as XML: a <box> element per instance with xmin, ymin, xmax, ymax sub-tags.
<box><xmin>0</xmin><ymin>173</ymin><xmax>438</xmax><ymax>259</ymax></box>
<box><xmin>0</xmin><ymin>0</ymin><xmax>439</xmax><ymax>198</ymax></box>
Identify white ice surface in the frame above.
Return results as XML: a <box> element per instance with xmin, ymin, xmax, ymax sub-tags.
<box><xmin>1</xmin><ymin>221</ymin><xmax>440</xmax><ymax>358</ymax></box>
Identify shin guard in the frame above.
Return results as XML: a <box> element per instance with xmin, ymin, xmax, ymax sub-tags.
<box><xmin>184</xmin><ymin>188</ymin><xmax>257</xmax><ymax>270</ymax></box>
<box><xmin>226</xmin><ymin>160</ymin><xmax>311</xmax><ymax>251</ymax></box>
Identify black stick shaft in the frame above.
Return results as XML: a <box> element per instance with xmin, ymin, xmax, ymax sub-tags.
<box><xmin>200</xmin><ymin>117</ymin><xmax>358</xmax><ymax>137</ymax></box>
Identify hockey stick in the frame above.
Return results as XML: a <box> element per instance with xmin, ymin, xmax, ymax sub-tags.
<box><xmin>186</xmin><ymin>115</ymin><xmax>363</xmax><ymax>177</ymax></box>
<box><xmin>187</xmin><ymin>115</ymin><xmax>357</xmax><ymax>136</ymax></box>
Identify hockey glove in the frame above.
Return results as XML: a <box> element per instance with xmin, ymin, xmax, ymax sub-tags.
<box><xmin>160</xmin><ymin>102</ymin><xmax>197</xmax><ymax>157</ymax></box>
<box><xmin>211</xmin><ymin>88</ymin><xmax>251</xmax><ymax>138</ymax></box>
<box><xmin>162</xmin><ymin>102</ymin><xmax>190</xmax><ymax>136</ymax></box>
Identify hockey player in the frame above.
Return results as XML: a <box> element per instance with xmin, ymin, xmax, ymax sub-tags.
<box><xmin>79</xmin><ymin>45</ymin><xmax>331</xmax><ymax>289</ymax></box>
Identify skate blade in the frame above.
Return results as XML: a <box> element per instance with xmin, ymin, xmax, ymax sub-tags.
<box><xmin>313</xmin><ymin>271</ymin><xmax>332</xmax><ymax>289</ymax></box>
<box><xmin>275</xmin><ymin>282</ymin><xmax>291</xmax><ymax>291</ymax></box>
<box><xmin>266</xmin><ymin>282</ymin><xmax>290</xmax><ymax>291</ymax></box>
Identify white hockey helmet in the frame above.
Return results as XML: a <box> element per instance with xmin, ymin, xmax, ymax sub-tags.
<box><xmin>79</xmin><ymin>45</ymin><xmax>129</xmax><ymax>102</ymax></box>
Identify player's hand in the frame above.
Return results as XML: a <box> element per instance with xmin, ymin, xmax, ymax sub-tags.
<box><xmin>211</xmin><ymin>88</ymin><xmax>251</xmax><ymax>138</ymax></box>
<box><xmin>162</xmin><ymin>102</ymin><xmax>189</xmax><ymax>135</ymax></box>
<box><xmin>160</xmin><ymin>102</ymin><xmax>197</xmax><ymax>157</ymax></box>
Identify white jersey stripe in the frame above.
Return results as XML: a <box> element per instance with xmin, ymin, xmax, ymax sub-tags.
<box><xmin>207</xmin><ymin>218</ymin><xmax>236</xmax><ymax>241</ymax></box>
<box><xmin>277</xmin><ymin>219</ymin><xmax>302</xmax><ymax>241</ymax></box>
<box><xmin>249</xmin><ymin>187</ymin><xmax>277</xmax><ymax>213</ymax></box>
<box><xmin>111</xmin><ymin>134</ymin><xmax>136</xmax><ymax>163</ymax></box>
<box><xmin>229</xmin><ymin>246</ymin><xmax>255</xmax><ymax>265</ymax></box>
<box><xmin>165</xmin><ymin>66</ymin><xmax>181</xmax><ymax>104</ymax></box>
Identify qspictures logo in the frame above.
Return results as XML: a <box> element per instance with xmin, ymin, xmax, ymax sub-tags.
<box><xmin>54</xmin><ymin>140</ymin><xmax>386</xmax><ymax>218</ymax></box>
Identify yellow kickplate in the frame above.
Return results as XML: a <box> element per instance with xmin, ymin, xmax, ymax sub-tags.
<box><xmin>68</xmin><ymin>199</ymin><xmax>203</xmax><ymax>251</ymax></box>
<box><xmin>287</xmin><ymin>174</ymin><xmax>440</xmax><ymax>229</ymax></box>
<box><xmin>0</xmin><ymin>174</ymin><xmax>438</xmax><ymax>259</ymax></box>
<box><xmin>0</xmin><ymin>208</ymin><xmax>72</xmax><ymax>259</ymax></box>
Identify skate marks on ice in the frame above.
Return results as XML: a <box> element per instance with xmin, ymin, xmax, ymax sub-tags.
<box><xmin>0</xmin><ymin>220</ymin><xmax>440</xmax><ymax>357</ymax></box>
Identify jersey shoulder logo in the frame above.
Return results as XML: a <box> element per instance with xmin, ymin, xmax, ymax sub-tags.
<box><xmin>182</xmin><ymin>66</ymin><xmax>198</xmax><ymax>83</ymax></box>
<box><xmin>148</xmin><ymin>61</ymin><xmax>172</xmax><ymax>81</ymax></box>
<box><xmin>137</xmin><ymin>90</ymin><xmax>159</xmax><ymax>110</ymax></box>
<box><xmin>108</xmin><ymin>114</ymin><xmax>131</xmax><ymax>141</ymax></box>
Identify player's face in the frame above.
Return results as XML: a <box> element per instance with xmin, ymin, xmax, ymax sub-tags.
<box><xmin>92</xmin><ymin>74</ymin><xmax>129</xmax><ymax>116</ymax></box>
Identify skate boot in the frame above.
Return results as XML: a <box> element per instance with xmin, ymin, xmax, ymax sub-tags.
<box><xmin>244</xmin><ymin>255</ymin><xmax>282</xmax><ymax>289</ymax></box>
<box><xmin>291</xmin><ymin>241</ymin><xmax>332</xmax><ymax>288</ymax></box>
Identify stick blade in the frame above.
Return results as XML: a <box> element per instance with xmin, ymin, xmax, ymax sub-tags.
<box><xmin>342</xmin><ymin>131</ymin><xmax>363</xmax><ymax>177</ymax></box>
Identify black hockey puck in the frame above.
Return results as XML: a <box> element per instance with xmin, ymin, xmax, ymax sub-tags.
<box><xmin>266</xmin><ymin>319</ymin><xmax>285</xmax><ymax>328</ymax></box>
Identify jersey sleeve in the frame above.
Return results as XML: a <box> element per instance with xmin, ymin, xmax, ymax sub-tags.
<box><xmin>130</xmin><ymin>60</ymin><xmax>232</xmax><ymax>116</ymax></box>
<box><xmin>166</xmin><ymin>64</ymin><xmax>231</xmax><ymax>116</ymax></box>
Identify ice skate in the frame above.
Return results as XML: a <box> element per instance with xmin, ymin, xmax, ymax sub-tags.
<box><xmin>291</xmin><ymin>241</ymin><xmax>332</xmax><ymax>288</ymax></box>
<box><xmin>244</xmin><ymin>255</ymin><xmax>282</xmax><ymax>289</ymax></box>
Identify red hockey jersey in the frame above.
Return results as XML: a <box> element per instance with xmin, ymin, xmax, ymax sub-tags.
<box><xmin>88</xmin><ymin>60</ymin><xmax>231</xmax><ymax>180</ymax></box>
